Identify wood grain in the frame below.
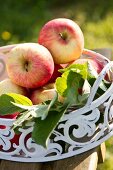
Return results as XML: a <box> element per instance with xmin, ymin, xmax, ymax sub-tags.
<box><xmin>41</xmin><ymin>147</ymin><xmax>99</xmax><ymax>170</ymax></box>
<box><xmin>0</xmin><ymin>160</ymin><xmax>42</xmax><ymax>170</ymax></box>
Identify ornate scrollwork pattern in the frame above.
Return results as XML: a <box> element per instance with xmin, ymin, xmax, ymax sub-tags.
<box><xmin>0</xmin><ymin>47</ymin><xmax>113</xmax><ymax>162</ymax></box>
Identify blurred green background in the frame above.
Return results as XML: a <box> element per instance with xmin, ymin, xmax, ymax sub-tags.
<box><xmin>0</xmin><ymin>0</ymin><xmax>113</xmax><ymax>51</ymax></box>
<box><xmin>0</xmin><ymin>0</ymin><xmax>113</xmax><ymax>169</ymax></box>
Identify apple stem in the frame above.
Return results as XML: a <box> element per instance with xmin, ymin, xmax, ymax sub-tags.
<box><xmin>25</xmin><ymin>62</ymin><xmax>29</xmax><ymax>72</ymax></box>
<box><xmin>59</xmin><ymin>32</ymin><xmax>68</xmax><ymax>41</ymax></box>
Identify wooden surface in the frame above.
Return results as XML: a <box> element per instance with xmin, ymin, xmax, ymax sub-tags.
<box><xmin>0</xmin><ymin>48</ymin><xmax>111</xmax><ymax>169</ymax></box>
<box><xmin>0</xmin><ymin>143</ymin><xmax>106</xmax><ymax>170</ymax></box>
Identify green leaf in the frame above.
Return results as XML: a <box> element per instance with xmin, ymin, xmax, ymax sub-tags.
<box><xmin>12</xmin><ymin>92</ymin><xmax>58</xmax><ymax>121</ymax></box>
<box><xmin>65</xmin><ymin>72</ymin><xmax>83</xmax><ymax>105</ymax></box>
<box><xmin>32</xmin><ymin>106</ymin><xmax>67</xmax><ymax>148</ymax></box>
<box><xmin>13</xmin><ymin>111</ymin><xmax>31</xmax><ymax>129</ymax></box>
<box><xmin>46</xmin><ymin>91</ymin><xmax>58</xmax><ymax>111</ymax></box>
<box><xmin>56</xmin><ymin>62</ymin><xmax>104</xmax><ymax>106</ymax></box>
<box><xmin>59</xmin><ymin>63</ymin><xmax>88</xmax><ymax>79</ymax></box>
<box><xmin>82</xmin><ymin>79</ymin><xmax>91</xmax><ymax>95</ymax></box>
<box><xmin>56</xmin><ymin>69</ymin><xmax>85</xmax><ymax>105</ymax></box>
<box><xmin>11</xmin><ymin>102</ymin><xmax>33</xmax><ymax>110</ymax></box>
<box><xmin>31</xmin><ymin>105</ymin><xmax>49</xmax><ymax>118</ymax></box>
<box><xmin>99</xmin><ymin>81</ymin><xmax>107</xmax><ymax>92</ymax></box>
<box><xmin>56</xmin><ymin>63</ymin><xmax>90</xmax><ymax>96</ymax></box>
<box><xmin>29</xmin><ymin>92</ymin><xmax>58</xmax><ymax>120</ymax></box>
<box><xmin>87</xmin><ymin>61</ymin><xmax>98</xmax><ymax>79</ymax></box>
<box><xmin>78</xmin><ymin>80</ymin><xmax>91</xmax><ymax>103</ymax></box>
<box><xmin>57</xmin><ymin>62</ymin><xmax>108</xmax><ymax>106</ymax></box>
<box><xmin>8</xmin><ymin>93</ymin><xmax>32</xmax><ymax>105</ymax></box>
<box><xmin>41</xmin><ymin>91</ymin><xmax>58</xmax><ymax>119</ymax></box>
<box><xmin>0</xmin><ymin>93</ymin><xmax>32</xmax><ymax>115</ymax></box>
<box><xmin>55</xmin><ymin>71</ymin><xmax>68</xmax><ymax>96</ymax></box>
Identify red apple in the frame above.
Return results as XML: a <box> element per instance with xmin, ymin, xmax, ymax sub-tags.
<box><xmin>0</xmin><ymin>78</ymin><xmax>27</xmax><ymax>96</ymax></box>
<box><xmin>0</xmin><ymin>78</ymin><xmax>27</xmax><ymax>122</ymax></box>
<box><xmin>0</xmin><ymin>111</ymin><xmax>19</xmax><ymax>130</ymax></box>
<box><xmin>69</xmin><ymin>58</ymin><xmax>110</xmax><ymax>81</ymax></box>
<box><xmin>49</xmin><ymin>64</ymin><xmax>63</xmax><ymax>83</ymax></box>
<box><xmin>30</xmin><ymin>83</ymin><xmax>64</xmax><ymax>104</ymax></box>
<box><xmin>42</xmin><ymin>83</ymin><xmax>55</xmax><ymax>89</ymax></box>
<box><xmin>6</xmin><ymin>43</ymin><xmax>54</xmax><ymax>88</ymax></box>
<box><xmin>30</xmin><ymin>85</ymin><xmax>56</xmax><ymax>104</ymax></box>
<box><xmin>0</xmin><ymin>112</ymin><xmax>19</xmax><ymax>120</ymax></box>
<box><xmin>60</xmin><ymin>63</ymin><xmax>69</xmax><ymax>68</ymax></box>
<box><xmin>38</xmin><ymin>18</ymin><xmax>84</xmax><ymax>64</ymax></box>
<box><xmin>70</xmin><ymin>58</ymin><xmax>103</xmax><ymax>74</ymax></box>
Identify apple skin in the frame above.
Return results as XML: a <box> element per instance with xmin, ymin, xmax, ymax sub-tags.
<box><xmin>66</xmin><ymin>58</ymin><xmax>104</xmax><ymax>96</ymax></box>
<box><xmin>0</xmin><ymin>78</ymin><xmax>27</xmax><ymax>121</ymax></box>
<box><xmin>69</xmin><ymin>58</ymin><xmax>103</xmax><ymax>73</ymax></box>
<box><xmin>0</xmin><ymin>78</ymin><xmax>28</xmax><ymax>148</ymax></box>
<box><xmin>69</xmin><ymin>58</ymin><xmax>111</xmax><ymax>82</ymax></box>
<box><xmin>42</xmin><ymin>82</ymin><xmax>55</xmax><ymax>89</ymax></box>
<box><xmin>0</xmin><ymin>112</ymin><xmax>19</xmax><ymax>120</ymax></box>
<box><xmin>0</xmin><ymin>79</ymin><xmax>24</xmax><ymax>144</ymax></box>
<box><xmin>30</xmin><ymin>83</ymin><xmax>64</xmax><ymax>104</ymax></box>
<box><xmin>70</xmin><ymin>58</ymin><xmax>110</xmax><ymax>79</ymax></box>
<box><xmin>48</xmin><ymin>64</ymin><xmax>63</xmax><ymax>83</ymax></box>
<box><xmin>30</xmin><ymin>87</ymin><xmax>56</xmax><ymax>104</ymax></box>
<box><xmin>0</xmin><ymin>112</ymin><xmax>19</xmax><ymax>130</ymax></box>
<box><xmin>0</xmin><ymin>78</ymin><xmax>27</xmax><ymax>96</ymax></box>
<box><xmin>38</xmin><ymin>18</ymin><xmax>84</xmax><ymax>64</ymax></box>
<box><xmin>6</xmin><ymin>43</ymin><xmax>54</xmax><ymax>88</ymax></box>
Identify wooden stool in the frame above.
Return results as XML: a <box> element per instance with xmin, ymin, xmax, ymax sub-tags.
<box><xmin>0</xmin><ymin>143</ymin><xmax>106</xmax><ymax>170</ymax></box>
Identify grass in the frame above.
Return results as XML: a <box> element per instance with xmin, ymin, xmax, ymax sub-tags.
<box><xmin>0</xmin><ymin>0</ymin><xmax>113</xmax><ymax>53</ymax></box>
<box><xmin>97</xmin><ymin>137</ymin><xmax>113</xmax><ymax>170</ymax></box>
<box><xmin>0</xmin><ymin>1</ymin><xmax>113</xmax><ymax>169</ymax></box>
<box><xmin>84</xmin><ymin>13</ymin><xmax>113</xmax><ymax>50</ymax></box>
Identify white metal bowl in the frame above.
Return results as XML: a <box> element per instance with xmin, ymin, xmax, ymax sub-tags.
<box><xmin>0</xmin><ymin>44</ymin><xmax>113</xmax><ymax>162</ymax></box>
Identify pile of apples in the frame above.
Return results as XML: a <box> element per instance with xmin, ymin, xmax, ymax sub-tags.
<box><xmin>0</xmin><ymin>18</ymin><xmax>107</xmax><ymax>119</ymax></box>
